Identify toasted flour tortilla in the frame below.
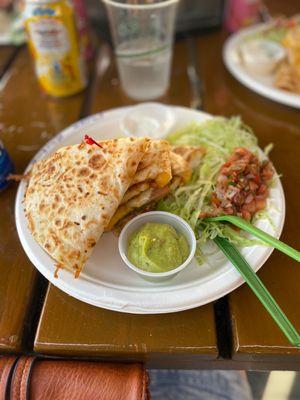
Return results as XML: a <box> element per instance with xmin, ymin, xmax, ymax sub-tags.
<box><xmin>107</xmin><ymin>145</ymin><xmax>205</xmax><ymax>231</ymax></box>
<box><xmin>24</xmin><ymin>136</ymin><xmax>205</xmax><ymax>276</ymax></box>
<box><xmin>24</xmin><ymin>137</ymin><xmax>149</xmax><ymax>276</ymax></box>
<box><xmin>131</xmin><ymin>139</ymin><xmax>173</xmax><ymax>188</ymax></box>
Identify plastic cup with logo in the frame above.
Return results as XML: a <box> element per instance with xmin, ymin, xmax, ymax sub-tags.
<box><xmin>103</xmin><ymin>0</ymin><xmax>179</xmax><ymax>101</ymax></box>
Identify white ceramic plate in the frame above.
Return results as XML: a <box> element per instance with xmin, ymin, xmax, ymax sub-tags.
<box><xmin>15</xmin><ymin>105</ymin><xmax>285</xmax><ymax>314</ymax></box>
<box><xmin>223</xmin><ymin>22</ymin><xmax>300</xmax><ymax>109</ymax></box>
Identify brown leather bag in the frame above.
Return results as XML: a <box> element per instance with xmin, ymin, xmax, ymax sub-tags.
<box><xmin>0</xmin><ymin>356</ymin><xmax>18</xmax><ymax>400</ymax></box>
<box><xmin>0</xmin><ymin>356</ymin><xmax>149</xmax><ymax>400</ymax></box>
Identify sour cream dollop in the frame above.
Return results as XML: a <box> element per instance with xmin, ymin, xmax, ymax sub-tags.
<box><xmin>240</xmin><ymin>38</ymin><xmax>286</xmax><ymax>76</ymax></box>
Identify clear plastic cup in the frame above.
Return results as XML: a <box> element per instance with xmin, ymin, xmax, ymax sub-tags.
<box><xmin>102</xmin><ymin>0</ymin><xmax>179</xmax><ymax>101</ymax></box>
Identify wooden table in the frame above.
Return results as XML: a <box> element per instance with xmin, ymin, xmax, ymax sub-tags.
<box><xmin>0</xmin><ymin>46</ymin><xmax>85</xmax><ymax>353</ymax></box>
<box><xmin>1</xmin><ymin>0</ymin><xmax>299</xmax><ymax>368</ymax></box>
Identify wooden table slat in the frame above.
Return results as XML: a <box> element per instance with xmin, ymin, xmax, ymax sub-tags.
<box><xmin>0</xmin><ymin>46</ymin><xmax>86</xmax><ymax>352</ymax></box>
<box><xmin>35</xmin><ymin>285</ymin><xmax>217</xmax><ymax>361</ymax></box>
<box><xmin>0</xmin><ymin>46</ymin><xmax>17</xmax><ymax>78</ymax></box>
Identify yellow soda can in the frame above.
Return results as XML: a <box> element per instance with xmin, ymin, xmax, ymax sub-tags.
<box><xmin>24</xmin><ymin>0</ymin><xmax>87</xmax><ymax>97</ymax></box>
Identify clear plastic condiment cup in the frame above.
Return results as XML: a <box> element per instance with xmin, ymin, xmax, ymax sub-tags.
<box><xmin>118</xmin><ymin>211</ymin><xmax>196</xmax><ymax>282</ymax></box>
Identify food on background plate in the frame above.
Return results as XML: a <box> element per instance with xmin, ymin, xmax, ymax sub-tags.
<box><xmin>241</xmin><ymin>16</ymin><xmax>300</xmax><ymax>94</ymax></box>
<box><xmin>239</xmin><ymin>39</ymin><xmax>285</xmax><ymax>76</ymax></box>
<box><xmin>23</xmin><ymin>137</ymin><xmax>199</xmax><ymax>277</ymax></box>
<box><xmin>127</xmin><ymin>222</ymin><xmax>190</xmax><ymax>273</ymax></box>
<box><xmin>275</xmin><ymin>60</ymin><xmax>300</xmax><ymax>93</ymax></box>
<box><xmin>275</xmin><ymin>25</ymin><xmax>300</xmax><ymax>93</ymax></box>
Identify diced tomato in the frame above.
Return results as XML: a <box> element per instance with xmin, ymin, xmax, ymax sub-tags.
<box><xmin>241</xmin><ymin>210</ymin><xmax>251</xmax><ymax>221</ymax></box>
<box><xmin>205</xmin><ymin>147</ymin><xmax>274</xmax><ymax>222</ymax></box>
<box><xmin>258</xmin><ymin>184</ymin><xmax>267</xmax><ymax>195</ymax></box>
<box><xmin>285</xmin><ymin>18</ymin><xmax>297</xmax><ymax>28</ymax></box>
<box><xmin>243</xmin><ymin>200</ymin><xmax>256</xmax><ymax>213</ymax></box>
<box><xmin>253</xmin><ymin>173</ymin><xmax>260</xmax><ymax>184</ymax></box>
<box><xmin>249</xmin><ymin>181</ymin><xmax>258</xmax><ymax>191</ymax></box>
<box><xmin>256</xmin><ymin>199</ymin><xmax>266</xmax><ymax>210</ymax></box>
<box><xmin>211</xmin><ymin>193</ymin><xmax>221</xmax><ymax>206</ymax></box>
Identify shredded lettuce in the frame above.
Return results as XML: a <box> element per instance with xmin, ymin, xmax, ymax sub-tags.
<box><xmin>157</xmin><ymin>116</ymin><xmax>267</xmax><ymax>264</ymax></box>
<box><xmin>245</xmin><ymin>17</ymin><xmax>300</xmax><ymax>44</ymax></box>
<box><xmin>246</xmin><ymin>26</ymin><xmax>288</xmax><ymax>43</ymax></box>
<box><xmin>264</xmin><ymin>143</ymin><xmax>274</xmax><ymax>156</ymax></box>
<box><xmin>195</xmin><ymin>221</ymin><xmax>264</xmax><ymax>265</ymax></box>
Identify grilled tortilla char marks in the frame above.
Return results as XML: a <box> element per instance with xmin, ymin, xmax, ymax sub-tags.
<box><xmin>108</xmin><ymin>145</ymin><xmax>203</xmax><ymax>230</ymax></box>
<box><xmin>24</xmin><ymin>137</ymin><xmax>148</xmax><ymax>275</ymax></box>
<box><xmin>121</xmin><ymin>182</ymin><xmax>150</xmax><ymax>205</ymax></box>
<box><xmin>111</xmin><ymin>147</ymin><xmax>205</xmax><ymax>233</ymax></box>
<box><xmin>106</xmin><ymin>141</ymin><xmax>177</xmax><ymax>230</ymax></box>
<box><xmin>131</xmin><ymin>140</ymin><xmax>173</xmax><ymax>188</ymax></box>
<box><xmin>106</xmin><ymin>185</ymin><xmax>170</xmax><ymax>231</ymax></box>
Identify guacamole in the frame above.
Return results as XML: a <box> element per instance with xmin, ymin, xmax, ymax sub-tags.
<box><xmin>127</xmin><ymin>222</ymin><xmax>190</xmax><ymax>273</ymax></box>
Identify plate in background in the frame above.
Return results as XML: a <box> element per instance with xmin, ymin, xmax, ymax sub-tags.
<box><xmin>223</xmin><ymin>22</ymin><xmax>300</xmax><ymax>109</ymax></box>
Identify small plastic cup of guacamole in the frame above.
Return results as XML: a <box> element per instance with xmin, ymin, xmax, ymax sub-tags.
<box><xmin>118</xmin><ymin>211</ymin><xmax>196</xmax><ymax>282</ymax></box>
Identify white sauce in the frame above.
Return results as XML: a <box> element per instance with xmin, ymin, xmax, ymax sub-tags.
<box><xmin>120</xmin><ymin>103</ymin><xmax>175</xmax><ymax>139</ymax></box>
<box><xmin>240</xmin><ymin>39</ymin><xmax>286</xmax><ymax>76</ymax></box>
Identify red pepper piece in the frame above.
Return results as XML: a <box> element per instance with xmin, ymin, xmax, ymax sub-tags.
<box><xmin>84</xmin><ymin>134</ymin><xmax>103</xmax><ymax>149</ymax></box>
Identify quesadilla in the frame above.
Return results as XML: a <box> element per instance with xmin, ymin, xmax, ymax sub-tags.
<box><xmin>131</xmin><ymin>139</ymin><xmax>172</xmax><ymax>188</ymax></box>
<box><xmin>24</xmin><ymin>137</ymin><xmax>149</xmax><ymax>276</ymax></box>
<box><xmin>24</xmin><ymin>135</ymin><xmax>205</xmax><ymax>277</ymax></box>
<box><xmin>107</xmin><ymin>144</ymin><xmax>205</xmax><ymax>232</ymax></box>
<box><xmin>173</xmin><ymin>145</ymin><xmax>205</xmax><ymax>170</ymax></box>
<box><xmin>105</xmin><ymin>140</ymin><xmax>178</xmax><ymax>231</ymax></box>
